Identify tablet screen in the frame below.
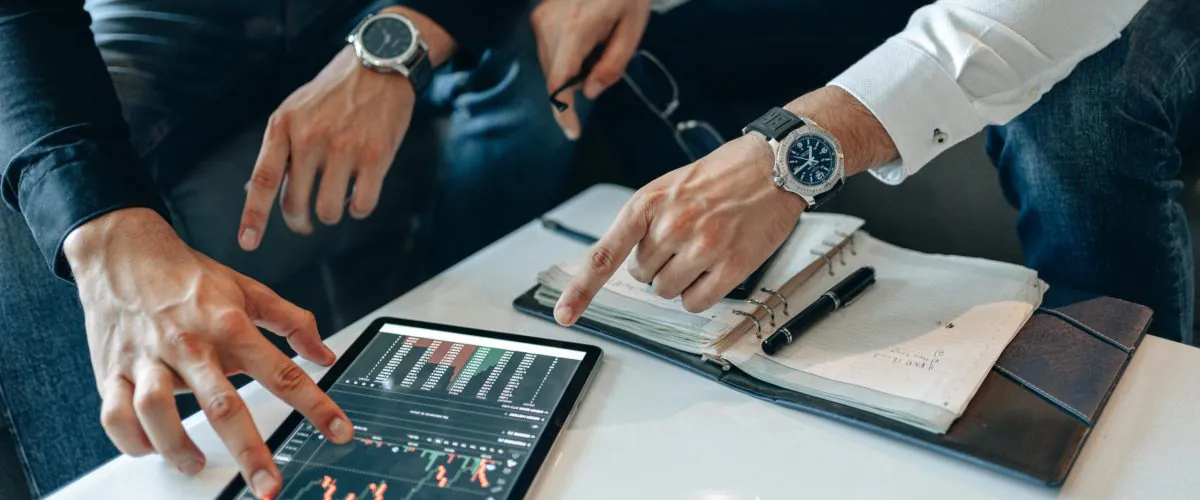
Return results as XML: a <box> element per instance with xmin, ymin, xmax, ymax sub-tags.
<box><xmin>230</xmin><ymin>322</ymin><xmax>592</xmax><ymax>500</ymax></box>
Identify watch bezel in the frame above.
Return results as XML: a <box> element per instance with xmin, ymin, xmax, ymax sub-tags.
<box><xmin>772</xmin><ymin>124</ymin><xmax>845</xmax><ymax>199</ymax></box>
<box><xmin>350</xmin><ymin>13</ymin><xmax>422</xmax><ymax>75</ymax></box>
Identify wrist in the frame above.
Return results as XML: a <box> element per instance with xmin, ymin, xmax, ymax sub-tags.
<box><xmin>64</xmin><ymin>208</ymin><xmax>177</xmax><ymax>274</ymax></box>
<box><xmin>379</xmin><ymin>6</ymin><xmax>456</xmax><ymax>67</ymax></box>
<box><xmin>783</xmin><ymin>86</ymin><xmax>898</xmax><ymax>177</ymax></box>
<box><xmin>737</xmin><ymin>134</ymin><xmax>808</xmax><ymax>216</ymax></box>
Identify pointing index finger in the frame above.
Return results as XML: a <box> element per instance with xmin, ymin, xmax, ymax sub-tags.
<box><xmin>554</xmin><ymin>199</ymin><xmax>650</xmax><ymax>326</ymax></box>
<box><xmin>240</xmin><ymin>118</ymin><xmax>291</xmax><ymax>251</ymax></box>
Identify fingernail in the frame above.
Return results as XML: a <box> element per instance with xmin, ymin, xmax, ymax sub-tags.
<box><xmin>584</xmin><ymin>81</ymin><xmax>604</xmax><ymax>100</ymax></box>
<box><xmin>564</xmin><ymin>127</ymin><xmax>579</xmax><ymax>141</ymax></box>
<box><xmin>251</xmin><ymin>470</ymin><xmax>278</xmax><ymax>498</ymax></box>
<box><xmin>178</xmin><ymin>457</ymin><xmax>205</xmax><ymax>475</ymax></box>
<box><xmin>239</xmin><ymin>228</ymin><xmax>259</xmax><ymax>249</ymax></box>
<box><xmin>329</xmin><ymin>416</ymin><xmax>354</xmax><ymax>443</ymax></box>
<box><xmin>554</xmin><ymin>306</ymin><xmax>576</xmax><ymax>326</ymax></box>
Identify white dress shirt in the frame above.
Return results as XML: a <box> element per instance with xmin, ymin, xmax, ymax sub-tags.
<box><xmin>827</xmin><ymin>0</ymin><xmax>1148</xmax><ymax>184</ymax></box>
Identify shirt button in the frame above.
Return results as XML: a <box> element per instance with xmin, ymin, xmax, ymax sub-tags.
<box><xmin>933</xmin><ymin>128</ymin><xmax>949</xmax><ymax>145</ymax></box>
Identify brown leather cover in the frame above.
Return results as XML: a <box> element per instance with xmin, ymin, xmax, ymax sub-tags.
<box><xmin>514</xmin><ymin>286</ymin><xmax>1152</xmax><ymax>486</ymax></box>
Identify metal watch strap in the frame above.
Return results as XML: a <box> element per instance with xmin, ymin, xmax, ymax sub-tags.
<box><xmin>743</xmin><ymin>107</ymin><xmax>806</xmax><ymax>141</ymax></box>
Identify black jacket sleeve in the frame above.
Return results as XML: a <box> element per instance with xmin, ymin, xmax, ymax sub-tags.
<box><xmin>0</xmin><ymin>0</ymin><xmax>171</xmax><ymax>280</ymax></box>
<box><xmin>398</xmin><ymin>0</ymin><xmax>530</xmax><ymax>61</ymax></box>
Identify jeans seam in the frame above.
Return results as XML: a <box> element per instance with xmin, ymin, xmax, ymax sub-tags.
<box><xmin>0</xmin><ymin>372</ymin><xmax>41</xmax><ymax>498</ymax></box>
<box><xmin>1163</xmin><ymin>37</ymin><xmax>1200</xmax><ymax>111</ymax></box>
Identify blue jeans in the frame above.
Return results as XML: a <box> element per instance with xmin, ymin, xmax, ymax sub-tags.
<box><xmin>986</xmin><ymin>0</ymin><xmax>1200</xmax><ymax>346</ymax></box>
<box><xmin>0</xmin><ymin>0</ymin><xmax>568</xmax><ymax>496</ymax></box>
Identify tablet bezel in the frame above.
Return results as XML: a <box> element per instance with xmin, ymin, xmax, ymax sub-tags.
<box><xmin>217</xmin><ymin>317</ymin><xmax>603</xmax><ymax>500</ymax></box>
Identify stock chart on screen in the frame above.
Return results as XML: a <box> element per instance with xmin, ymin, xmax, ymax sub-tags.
<box><xmin>234</xmin><ymin>325</ymin><xmax>586</xmax><ymax>500</ymax></box>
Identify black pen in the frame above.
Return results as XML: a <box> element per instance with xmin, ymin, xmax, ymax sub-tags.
<box><xmin>761</xmin><ymin>266</ymin><xmax>876</xmax><ymax>355</ymax></box>
<box><xmin>540</xmin><ymin>217</ymin><xmax>600</xmax><ymax>245</ymax></box>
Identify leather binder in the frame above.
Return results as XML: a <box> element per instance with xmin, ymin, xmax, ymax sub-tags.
<box><xmin>513</xmin><ymin>285</ymin><xmax>1151</xmax><ymax>486</ymax></box>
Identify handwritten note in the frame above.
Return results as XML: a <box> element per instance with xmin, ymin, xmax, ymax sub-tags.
<box><xmin>721</xmin><ymin>233</ymin><xmax>1044</xmax><ymax>432</ymax></box>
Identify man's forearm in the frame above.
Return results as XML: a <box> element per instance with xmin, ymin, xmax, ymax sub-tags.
<box><xmin>0</xmin><ymin>0</ymin><xmax>171</xmax><ymax>279</ymax></box>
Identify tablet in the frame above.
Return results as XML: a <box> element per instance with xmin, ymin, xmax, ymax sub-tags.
<box><xmin>219</xmin><ymin>318</ymin><xmax>602</xmax><ymax>500</ymax></box>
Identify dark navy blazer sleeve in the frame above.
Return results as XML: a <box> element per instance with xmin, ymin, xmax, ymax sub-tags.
<box><xmin>0</xmin><ymin>0</ymin><xmax>171</xmax><ymax>280</ymax></box>
<box><xmin>398</xmin><ymin>0</ymin><xmax>529</xmax><ymax>60</ymax></box>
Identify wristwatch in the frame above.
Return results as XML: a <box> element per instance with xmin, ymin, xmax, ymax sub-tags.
<box><xmin>346</xmin><ymin>12</ymin><xmax>433</xmax><ymax>94</ymax></box>
<box><xmin>743</xmin><ymin>107</ymin><xmax>845</xmax><ymax>211</ymax></box>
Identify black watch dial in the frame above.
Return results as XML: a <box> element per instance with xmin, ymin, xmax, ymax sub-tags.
<box><xmin>786</xmin><ymin>135</ymin><xmax>838</xmax><ymax>186</ymax></box>
<box><xmin>361</xmin><ymin>16</ymin><xmax>414</xmax><ymax>59</ymax></box>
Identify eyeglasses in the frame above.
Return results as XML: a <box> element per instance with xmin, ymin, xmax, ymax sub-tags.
<box><xmin>549</xmin><ymin>50</ymin><xmax>724</xmax><ymax>162</ymax></box>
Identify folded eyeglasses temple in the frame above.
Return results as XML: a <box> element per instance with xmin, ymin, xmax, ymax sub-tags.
<box><xmin>549</xmin><ymin>46</ymin><xmax>608</xmax><ymax>112</ymax></box>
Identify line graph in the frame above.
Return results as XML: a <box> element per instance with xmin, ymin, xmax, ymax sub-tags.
<box><xmin>273</xmin><ymin>434</ymin><xmax>506</xmax><ymax>500</ymax></box>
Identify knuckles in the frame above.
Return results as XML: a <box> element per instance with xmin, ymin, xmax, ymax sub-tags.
<box><xmin>681</xmin><ymin>293</ymin><xmax>714</xmax><ymax>314</ymax></box>
<box><xmin>249</xmin><ymin>168</ymin><xmax>280</xmax><ymax>192</ymax></box>
<box><xmin>99</xmin><ymin>398</ymin><xmax>134</xmax><ymax>433</ymax></box>
<box><xmin>587</xmin><ymin>247</ymin><xmax>618</xmax><ymax>275</ymax></box>
<box><xmin>204</xmin><ymin>390</ymin><xmax>245</xmax><ymax>424</ymax></box>
<box><xmin>166</xmin><ymin>330</ymin><xmax>210</xmax><ymax>361</ymax></box>
<box><xmin>133</xmin><ymin>382</ymin><xmax>171</xmax><ymax>415</ymax></box>
<box><xmin>213</xmin><ymin>310</ymin><xmax>248</xmax><ymax>339</ymax></box>
<box><xmin>272</xmin><ymin>362</ymin><xmax>311</xmax><ymax>394</ymax></box>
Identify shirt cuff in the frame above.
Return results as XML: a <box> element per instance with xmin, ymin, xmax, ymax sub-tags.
<box><xmin>829</xmin><ymin>39</ymin><xmax>984</xmax><ymax>185</ymax></box>
<box><xmin>9</xmin><ymin>139</ymin><xmax>170</xmax><ymax>281</ymax></box>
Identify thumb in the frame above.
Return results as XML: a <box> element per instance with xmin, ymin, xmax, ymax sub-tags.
<box><xmin>237</xmin><ymin>274</ymin><xmax>336</xmax><ymax>366</ymax></box>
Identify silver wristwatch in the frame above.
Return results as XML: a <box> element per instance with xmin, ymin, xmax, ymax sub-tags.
<box><xmin>346</xmin><ymin>12</ymin><xmax>433</xmax><ymax>93</ymax></box>
<box><xmin>743</xmin><ymin>107</ymin><xmax>845</xmax><ymax>210</ymax></box>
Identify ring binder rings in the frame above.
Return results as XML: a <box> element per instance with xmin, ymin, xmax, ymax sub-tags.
<box><xmin>812</xmin><ymin>250</ymin><xmax>836</xmax><ymax>276</ymax></box>
<box><xmin>745</xmin><ymin>299</ymin><xmax>776</xmax><ymax>326</ymax></box>
<box><xmin>760</xmin><ymin>288</ymin><xmax>789</xmax><ymax>316</ymax></box>
<box><xmin>733</xmin><ymin>310</ymin><xmax>763</xmax><ymax>338</ymax></box>
<box><xmin>720</xmin><ymin>235</ymin><xmax>858</xmax><ymax>351</ymax></box>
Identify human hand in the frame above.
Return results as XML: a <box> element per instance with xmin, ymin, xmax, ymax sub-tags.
<box><xmin>554</xmin><ymin>135</ymin><xmax>804</xmax><ymax>323</ymax></box>
<box><xmin>66</xmin><ymin>208</ymin><xmax>351</xmax><ymax>498</ymax></box>
<box><xmin>238</xmin><ymin>44</ymin><xmax>415</xmax><ymax>249</ymax></box>
<box><xmin>532</xmin><ymin>0</ymin><xmax>652</xmax><ymax>139</ymax></box>
<box><xmin>553</xmin><ymin>87</ymin><xmax>898</xmax><ymax>324</ymax></box>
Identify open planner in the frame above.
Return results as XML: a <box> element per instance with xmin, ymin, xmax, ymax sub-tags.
<box><xmin>515</xmin><ymin>212</ymin><xmax>1153</xmax><ymax>485</ymax></box>
<box><xmin>536</xmin><ymin>214</ymin><xmax>1044</xmax><ymax>433</ymax></box>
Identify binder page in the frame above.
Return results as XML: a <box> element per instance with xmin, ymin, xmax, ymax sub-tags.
<box><xmin>722</xmin><ymin>234</ymin><xmax>1044</xmax><ymax>429</ymax></box>
<box><xmin>536</xmin><ymin>213</ymin><xmax>864</xmax><ymax>350</ymax></box>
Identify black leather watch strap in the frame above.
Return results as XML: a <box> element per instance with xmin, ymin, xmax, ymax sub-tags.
<box><xmin>408</xmin><ymin>45</ymin><xmax>433</xmax><ymax>94</ymax></box>
<box><xmin>807</xmin><ymin>178</ymin><xmax>845</xmax><ymax>210</ymax></box>
<box><xmin>743</xmin><ymin>107</ymin><xmax>806</xmax><ymax>141</ymax></box>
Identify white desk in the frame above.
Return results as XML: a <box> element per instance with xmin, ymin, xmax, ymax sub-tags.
<box><xmin>53</xmin><ymin>184</ymin><xmax>1200</xmax><ymax>499</ymax></box>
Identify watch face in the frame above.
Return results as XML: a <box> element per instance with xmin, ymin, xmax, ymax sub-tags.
<box><xmin>786</xmin><ymin>135</ymin><xmax>838</xmax><ymax>186</ymax></box>
<box><xmin>360</xmin><ymin>17</ymin><xmax>414</xmax><ymax>59</ymax></box>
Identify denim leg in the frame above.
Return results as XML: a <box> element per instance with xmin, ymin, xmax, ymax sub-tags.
<box><xmin>986</xmin><ymin>0</ymin><xmax>1200</xmax><ymax>345</ymax></box>
<box><xmin>427</xmin><ymin>17</ymin><xmax>583</xmax><ymax>271</ymax></box>
<box><xmin>0</xmin><ymin>210</ymin><xmax>109</xmax><ymax>497</ymax></box>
